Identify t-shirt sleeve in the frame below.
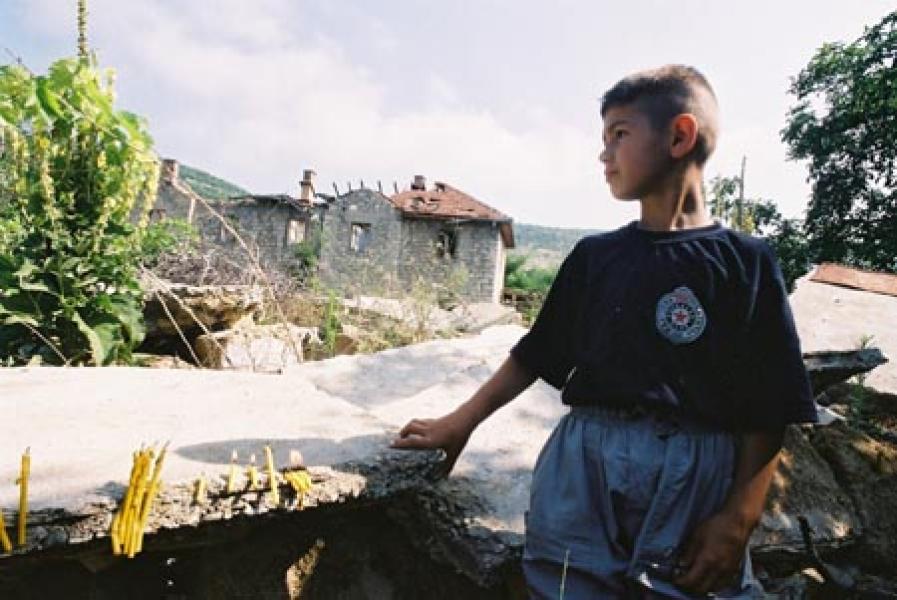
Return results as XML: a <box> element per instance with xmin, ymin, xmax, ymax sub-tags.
<box><xmin>509</xmin><ymin>241</ymin><xmax>585</xmax><ymax>389</ymax></box>
<box><xmin>741</xmin><ymin>242</ymin><xmax>818</xmax><ymax>430</ymax></box>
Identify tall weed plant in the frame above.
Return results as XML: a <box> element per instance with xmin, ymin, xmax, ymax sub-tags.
<box><xmin>0</xmin><ymin>57</ymin><xmax>159</xmax><ymax>365</ymax></box>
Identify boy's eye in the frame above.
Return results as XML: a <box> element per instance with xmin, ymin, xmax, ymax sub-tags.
<box><xmin>615</xmin><ymin>130</ymin><xmax>626</xmax><ymax>139</ymax></box>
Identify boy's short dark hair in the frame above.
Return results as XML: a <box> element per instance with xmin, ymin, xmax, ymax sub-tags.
<box><xmin>601</xmin><ymin>65</ymin><xmax>719</xmax><ymax>166</ymax></box>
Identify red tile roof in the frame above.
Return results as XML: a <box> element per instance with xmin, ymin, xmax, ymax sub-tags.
<box><xmin>390</xmin><ymin>181</ymin><xmax>514</xmax><ymax>248</ymax></box>
<box><xmin>390</xmin><ymin>182</ymin><xmax>509</xmax><ymax>223</ymax></box>
<box><xmin>811</xmin><ymin>263</ymin><xmax>897</xmax><ymax>298</ymax></box>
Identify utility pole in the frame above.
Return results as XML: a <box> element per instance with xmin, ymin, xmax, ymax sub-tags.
<box><xmin>736</xmin><ymin>155</ymin><xmax>746</xmax><ymax>231</ymax></box>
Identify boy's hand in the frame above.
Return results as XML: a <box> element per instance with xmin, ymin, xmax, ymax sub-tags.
<box><xmin>675</xmin><ymin>429</ymin><xmax>783</xmax><ymax>594</ymax></box>
<box><xmin>673</xmin><ymin>509</ymin><xmax>752</xmax><ymax>595</ymax></box>
<box><xmin>389</xmin><ymin>355</ymin><xmax>536</xmax><ymax>479</ymax></box>
<box><xmin>391</xmin><ymin>410</ymin><xmax>475</xmax><ymax>478</ymax></box>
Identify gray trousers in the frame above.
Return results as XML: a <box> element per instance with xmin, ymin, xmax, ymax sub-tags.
<box><xmin>523</xmin><ymin>407</ymin><xmax>764</xmax><ymax>599</ymax></box>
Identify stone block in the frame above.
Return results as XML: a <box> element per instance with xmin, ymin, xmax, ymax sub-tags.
<box><xmin>195</xmin><ymin>323</ymin><xmax>318</xmax><ymax>371</ymax></box>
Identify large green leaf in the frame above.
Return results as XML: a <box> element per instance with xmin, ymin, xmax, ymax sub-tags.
<box><xmin>35</xmin><ymin>77</ymin><xmax>63</xmax><ymax>120</ymax></box>
<box><xmin>72</xmin><ymin>310</ymin><xmax>107</xmax><ymax>366</ymax></box>
<box><xmin>2</xmin><ymin>313</ymin><xmax>39</xmax><ymax>327</ymax></box>
<box><xmin>110</xmin><ymin>295</ymin><xmax>145</xmax><ymax>346</ymax></box>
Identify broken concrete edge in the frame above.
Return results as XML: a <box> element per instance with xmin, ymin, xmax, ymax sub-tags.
<box><xmin>805</xmin><ymin>347</ymin><xmax>888</xmax><ymax>396</ymax></box>
<box><xmin>0</xmin><ymin>449</ymin><xmax>516</xmax><ymax>587</ymax></box>
<box><xmin>0</xmin><ymin>436</ymin><xmax>892</xmax><ymax>588</ymax></box>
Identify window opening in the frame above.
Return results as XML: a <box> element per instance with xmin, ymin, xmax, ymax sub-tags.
<box><xmin>351</xmin><ymin>223</ymin><xmax>371</xmax><ymax>253</ymax></box>
<box><xmin>436</xmin><ymin>228</ymin><xmax>457</xmax><ymax>258</ymax></box>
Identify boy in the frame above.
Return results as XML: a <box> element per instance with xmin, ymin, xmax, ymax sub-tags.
<box><xmin>392</xmin><ymin>65</ymin><xmax>817</xmax><ymax>598</ymax></box>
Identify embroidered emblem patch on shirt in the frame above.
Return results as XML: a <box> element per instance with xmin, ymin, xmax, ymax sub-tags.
<box><xmin>655</xmin><ymin>286</ymin><xmax>707</xmax><ymax>345</ymax></box>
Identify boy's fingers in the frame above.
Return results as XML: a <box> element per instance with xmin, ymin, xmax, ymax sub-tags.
<box><xmin>398</xmin><ymin>419</ymin><xmax>429</xmax><ymax>438</ymax></box>
<box><xmin>433</xmin><ymin>460</ymin><xmax>451</xmax><ymax>479</ymax></box>
<box><xmin>706</xmin><ymin>572</ymin><xmax>727</xmax><ymax>594</ymax></box>
<box><xmin>676</xmin><ymin>535</ymin><xmax>698</xmax><ymax>569</ymax></box>
<box><xmin>675</xmin><ymin>558</ymin><xmax>711</xmax><ymax>591</ymax></box>
<box><xmin>434</xmin><ymin>453</ymin><xmax>458</xmax><ymax>479</ymax></box>
<box><xmin>391</xmin><ymin>433</ymin><xmax>428</xmax><ymax>449</ymax></box>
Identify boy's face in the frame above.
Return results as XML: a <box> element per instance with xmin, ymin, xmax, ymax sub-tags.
<box><xmin>600</xmin><ymin>104</ymin><xmax>671</xmax><ymax>200</ymax></box>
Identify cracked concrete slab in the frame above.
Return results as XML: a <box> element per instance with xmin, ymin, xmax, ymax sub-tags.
<box><xmin>1</xmin><ymin>325</ymin><xmax>557</xmax><ymax>537</ymax></box>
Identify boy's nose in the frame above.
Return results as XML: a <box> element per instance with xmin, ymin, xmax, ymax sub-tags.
<box><xmin>599</xmin><ymin>147</ymin><xmax>610</xmax><ymax>165</ymax></box>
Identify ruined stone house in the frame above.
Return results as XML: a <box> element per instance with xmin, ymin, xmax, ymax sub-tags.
<box><xmin>152</xmin><ymin>160</ymin><xmax>515</xmax><ymax>303</ymax></box>
<box><xmin>317</xmin><ymin>176</ymin><xmax>514</xmax><ymax>303</ymax></box>
<box><xmin>152</xmin><ymin>159</ymin><xmax>319</xmax><ymax>270</ymax></box>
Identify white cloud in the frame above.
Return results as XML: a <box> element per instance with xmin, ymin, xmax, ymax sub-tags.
<box><xmin>17</xmin><ymin>0</ymin><xmax>629</xmax><ymax>228</ymax></box>
<box><xmin>31</xmin><ymin>1</ymin><xmax>876</xmax><ymax>228</ymax></box>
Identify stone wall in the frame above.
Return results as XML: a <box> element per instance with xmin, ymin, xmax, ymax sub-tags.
<box><xmin>192</xmin><ymin>200</ymin><xmax>317</xmax><ymax>272</ymax></box>
<box><xmin>316</xmin><ymin>190</ymin><xmax>507</xmax><ymax>303</ymax></box>
<box><xmin>397</xmin><ymin>219</ymin><xmax>504</xmax><ymax>303</ymax></box>
<box><xmin>149</xmin><ymin>161</ymin><xmax>195</xmax><ymax>223</ymax></box>
<box><xmin>149</xmin><ymin>161</ymin><xmax>318</xmax><ymax>274</ymax></box>
<box><xmin>317</xmin><ymin>189</ymin><xmax>405</xmax><ymax>295</ymax></box>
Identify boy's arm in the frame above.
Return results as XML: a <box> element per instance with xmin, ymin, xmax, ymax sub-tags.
<box><xmin>675</xmin><ymin>428</ymin><xmax>785</xmax><ymax>594</ymax></box>
<box><xmin>391</xmin><ymin>354</ymin><xmax>537</xmax><ymax>477</ymax></box>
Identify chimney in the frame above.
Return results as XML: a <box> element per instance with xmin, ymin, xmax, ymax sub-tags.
<box><xmin>161</xmin><ymin>158</ymin><xmax>179</xmax><ymax>183</ymax></box>
<box><xmin>300</xmin><ymin>169</ymin><xmax>316</xmax><ymax>202</ymax></box>
<box><xmin>411</xmin><ymin>175</ymin><xmax>426</xmax><ymax>191</ymax></box>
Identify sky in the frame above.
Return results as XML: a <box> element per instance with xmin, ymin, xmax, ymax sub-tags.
<box><xmin>1</xmin><ymin>1</ymin><xmax>893</xmax><ymax>228</ymax></box>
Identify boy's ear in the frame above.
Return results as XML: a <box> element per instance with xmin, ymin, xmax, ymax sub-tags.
<box><xmin>669</xmin><ymin>113</ymin><xmax>699</xmax><ymax>159</ymax></box>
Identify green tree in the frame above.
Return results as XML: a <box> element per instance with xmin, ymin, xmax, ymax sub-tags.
<box><xmin>708</xmin><ymin>173</ymin><xmax>811</xmax><ymax>290</ymax></box>
<box><xmin>0</xmin><ymin>57</ymin><xmax>159</xmax><ymax>365</ymax></box>
<box><xmin>504</xmin><ymin>255</ymin><xmax>557</xmax><ymax>294</ymax></box>
<box><xmin>140</xmin><ymin>218</ymin><xmax>200</xmax><ymax>268</ymax></box>
<box><xmin>766</xmin><ymin>218</ymin><xmax>811</xmax><ymax>293</ymax></box>
<box><xmin>707</xmin><ymin>174</ymin><xmax>783</xmax><ymax>236</ymax></box>
<box><xmin>781</xmin><ymin>10</ymin><xmax>897</xmax><ymax>273</ymax></box>
<box><xmin>707</xmin><ymin>174</ymin><xmax>740</xmax><ymax>226</ymax></box>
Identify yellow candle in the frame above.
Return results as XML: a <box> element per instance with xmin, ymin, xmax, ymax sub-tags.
<box><xmin>133</xmin><ymin>443</ymin><xmax>167</xmax><ymax>555</ymax></box>
<box><xmin>194</xmin><ymin>475</ymin><xmax>208</xmax><ymax>505</ymax></box>
<box><xmin>123</xmin><ymin>449</ymin><xmax>152</xmax><ymax>556</ymax></box>
<box><xmin>110</xmin><ymin>511</ymin><xmax>122</xmax><ymax>555</ymax></box>
<box><xmin>0</xmin><ymin>510</ymin><xmax>12</xmax><ymax>553</ymax></box>
<box><xmin>264</xmin><ymin>445</ymin><xmax>279</xmax><ymax>506</ymax></box>
<box><xmin>226</xmin><ymin>450</ymin><xmax>238</xmax><ymax>493</ymax></box>
<box><xmin>284</xmin><ymin>470</ymin><xmax>313</xmax><ymax>509</ymax></box>
<box><xmin>111</xmin><ymin>450</ymin><xmax>139</xmax><ymax>555</ymax></box>
<box><xmin>121</xmin><ymin>451</ymin><xmax>140</xmax><ymax>556</ymax></box>
<box><xmin>17</xmin><ymin>447</ymin><xmax>29</xmax><ymax>547</ymax></box>
<box><xmin>246</xmin><ymin>454</ymin><xmax>259</xmax><ymax>490</ymax></box>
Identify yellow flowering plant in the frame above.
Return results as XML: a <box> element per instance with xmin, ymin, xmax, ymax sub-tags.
<box><xmin>0</xmin><ymin>56</ymin><xmax>159</xmax><ymax>365</ymax></box>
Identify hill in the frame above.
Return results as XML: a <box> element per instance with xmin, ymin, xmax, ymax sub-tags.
<box><xmin>179</xmin><ymin>164</ymin><xmax>249</xmax><ymax>199</ymax></box>
<box><xmin>511</xmin><ymin>222</ymin><xmax>602</xmax><ymax>269</ymax></box>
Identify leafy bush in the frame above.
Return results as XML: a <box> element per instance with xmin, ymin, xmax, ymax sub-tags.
<box><xmin>321</xmin><ymin>290</ymin><xmax>341</xmax><ymax>355</ymax></box>
<box><xmin>504</xmin><ymin>255</ymin><xmax>557</xmax><ymax>294</ymax></box>
<box><xmin>0</xmin><ymin>57</ymin><xmax>159</xmax><ymax>365</ymax></box>
<box><xmin>139</xmin><ymin>218</ymin><xmax>199</xmax><ymax>267</ymax></box>
<box><xmin>290</xmin><ymin>237</ymin><xmax>320</xmax><ymax>284</ymax></box>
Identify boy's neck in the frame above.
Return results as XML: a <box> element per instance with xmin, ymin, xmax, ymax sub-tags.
<box><xmin>637</xmin><ymin>164</ymin><xmax>713</xmax><ymax>232</ymax></box>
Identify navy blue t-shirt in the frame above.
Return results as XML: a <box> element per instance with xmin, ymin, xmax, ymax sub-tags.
<box><xmin>510</xmin><ymin>220</ymin><xmax>818</xmax><ymax>432</ymax></box>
